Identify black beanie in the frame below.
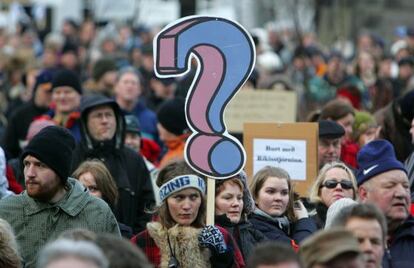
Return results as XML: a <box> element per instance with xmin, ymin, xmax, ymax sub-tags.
<box><xmin>21</xmin><ymin>126</ymin><xmax>76</xmax><ymax>183</ymax></box>
<box><xmin>52</xmin><ymin>69</ymin><xmax>83</xmax><ymax>94</ymax></box>
<box><xmin>157</xmin><ymin>98</ymin><xmax>188</xmax><ymax>136</ymax></box>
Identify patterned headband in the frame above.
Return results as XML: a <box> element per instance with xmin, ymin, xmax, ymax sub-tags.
<box><xmin>159</xmin><ymin>175</ymin><xmax>206</xmax><ymax>202</ymax></box>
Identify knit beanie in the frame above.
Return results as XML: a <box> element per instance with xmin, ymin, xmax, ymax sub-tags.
<box><xmin>356</xmin><ymin>139</ymin><xmax>406</xmax><ymax>186</ymax></box>
<box><xmin>33</xmin><ymin>69</ymin><xmax>55</xmax><ymax>93</ymax></box>
<box><xmin>92</xmin><ymin>58</ymin><xmax>117</xmax><ymax>81</ymax></box>
<box><xmin>157</xmin><ymin>98</ymin><xmax>189</xmax><ymax>136</ymax></box>
<box><xmin>21</xmin><ymin>126</ymin><xmax>76</xmax><ymax>183</ymax></box>
<box><xmin>324</xmin><ymin>198</ymin><xmax>358</xmax><ymax>229</ymax></box>
<box><xmin>52</xmin><ymin>69</ymin><xmax>82</xmax><ymax>94</ymax></box>
<box><xmin>352</xmin><ymin>111</ymin><xmax>377</xmax><ymax>141</ymax></box>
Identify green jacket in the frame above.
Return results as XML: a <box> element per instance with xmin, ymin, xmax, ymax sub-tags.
<box><xmin>0</xmin><ymin>177</ymin><xmax>120</xmax><ymax>268</ymax></box>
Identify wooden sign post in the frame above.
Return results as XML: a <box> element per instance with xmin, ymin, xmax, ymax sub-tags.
<box><xmin>244</xmin><ymin>122</ymin><xmax>318</xmax><ymax>197</ymax></box>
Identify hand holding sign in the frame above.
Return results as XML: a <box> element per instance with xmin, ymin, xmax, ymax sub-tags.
<box><xmin>154</xmin><ymin>16</ymin><xmax>255</xmax><ymax>179</ymax></box>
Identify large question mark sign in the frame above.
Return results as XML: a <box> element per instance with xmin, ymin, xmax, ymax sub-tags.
<box><xmin>154</xmin><ymin>16</ymin><xmax>255</xmax><ymax>178</ymax></box>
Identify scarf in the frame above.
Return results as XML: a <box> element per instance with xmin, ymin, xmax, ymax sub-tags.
<box><xmin>253</xmin><ymin>208</ymin><xmax>290</xmax><ymax>235</ymax></box>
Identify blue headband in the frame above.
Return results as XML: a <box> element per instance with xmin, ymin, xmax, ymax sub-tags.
<box><xmin>159</xmin><ymin>175</ymin><xmax>206</xmax><ymax>202</ymax></box>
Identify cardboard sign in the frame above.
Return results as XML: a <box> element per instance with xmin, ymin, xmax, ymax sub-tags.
<box><xmin>244</xmin><ymin>122</ymin><xmax>318</xmax><ymax>197</ymax></box>
<box><xmin>154</xmin><ymin>16</ymin><xmax>255</xmax><ymax>179</ymax></box>
<box><xmin>154</xmin><ymin>16</ymin><xmax>256</xmax><ymax>224</ymax></box>
<box><xmin>225</xmin><ymin>90</ymin><xmax>297</xmax><ymax>132</ymax></box>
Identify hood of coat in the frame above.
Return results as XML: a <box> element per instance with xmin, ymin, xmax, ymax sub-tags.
<box><xmin>79</xmin><ymin>94</ymin><xmax>126</xmax><ymax>151</ymax></box>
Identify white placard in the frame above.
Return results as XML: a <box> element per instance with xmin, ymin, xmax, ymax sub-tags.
<box><xmin>253</xmin><ymin>138</ymin><xmax>307</xmax><ymax>181</ymax></box>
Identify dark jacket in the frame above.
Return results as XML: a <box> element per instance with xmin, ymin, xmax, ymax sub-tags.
<box><xmin>249</xmin><ymin>212</ymin><xmax>316</xmax><ymax>245</ymax></box>
<box><xmin>383</xmin><ymin>216</ymin><xmax>414</xmax><ymax>268</ymax></box>
<box><xmin>121</xmin><ymin>101</ymin><xmax>159</xmax><ymax>142</ymax></box>
<box><xmin>310</xmin><ymin>202</ymin><xmax>328</xmax><ymax>229</ymax></box>
<box><xmin>375</xmin><ymin>100</ymin><xmax>413</xmax><ymax>162</ymax></box>
<box><xmin>216</xmin><ymin>214</ymin><xmax>267</xmax><ymax>259</ymax></box>
<box><xmin>71</xmin><ymin>94</ymin><xmax>155</xmax><ymax>234</ymax></box>
<box><xmin>2</xmin><ymin>101</ymin><xmax>48</xmax><ymax>158</ymax></box>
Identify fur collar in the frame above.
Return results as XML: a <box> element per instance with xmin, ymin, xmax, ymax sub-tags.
<box><xmin>147</xmin><ymin>222</ymin><xmax>211</xmax><ymax>268</ymax></box>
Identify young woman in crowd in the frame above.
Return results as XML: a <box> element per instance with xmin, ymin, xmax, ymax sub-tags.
<box><xmin>248</xmin><ymin>166</ymin><xmax>316</xmax><ymax>248</ymax></box>
<box><xmin>308</xmin><ymin>161</ymin><xmax>358</xmax><ymax>229</ymax></box>
<box><xmin>72</xmin><ymin>159</ymin><xmax>133</xmax><ymax>237</ymax></box>
<box><xmin>131</xmin><ymin>160</ymin><xmax>245</xmax><ymax>268</ymax></box>
<box><xmin>214</xmin><ymin>172</ymin><xmax>266</xmax><ymax>260</ymax></box>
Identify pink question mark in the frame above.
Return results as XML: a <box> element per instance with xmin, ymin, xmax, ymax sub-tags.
<box><xmin>154</xmin><ymin>16</ymin><xmax>255</xmax><ymax>178</ymax></box>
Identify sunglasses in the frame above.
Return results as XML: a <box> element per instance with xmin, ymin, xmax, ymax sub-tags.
<box><xmin>321</xmin><ymin>180</ymin><xmax>353</xmax><ymax>190</ymax></box>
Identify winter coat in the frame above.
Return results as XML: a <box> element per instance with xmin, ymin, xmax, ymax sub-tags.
<box><xmin>249</xmin><ymin>212</ymin><xmax>316</xmax><ymax>246</ymax></box>
<box><xmin>132</xmin><ymin>222</ymin><xmax>245</xmax><ymax>268</ymax></box>
<box><xmin>0</xmin><ymin>178</ymin><xmax>120</xmax><ymax>268</ymax></box>
<box><xmin>71</xmin><ymin>94</ymin><xmax>155</xmax><ymax>233</ymax></box>
<box><xmin>122</xmin><ymin>101</ymin><xmax>159</xmax><ymax>142</ymax></box>
<box><xmin>383</xmin><ymin>216</ymin><xmax>414</xmax><ymax>268</ymax></box>
<box><xmin>0</xmin><ymin>147</ymin><xmax>13</xmax><ymax>199</ymax></box>
<box><xmin>215</xmin><ymin>214</ymin><xmax>267</xmax><ymax>260</ymax></box>
<box><xmin>36</xmin><ymin>109</ymin><xmax>82</xmax><ymax>142</ymax></box>
<box><xmin>404</xmin><ymin>151</ymin><xmax>414</xmax><ymax>195</ymax></box>
<box><xmin>1</xmin><ymin>100</ymin><xmax>48</xmax><ymax>158</ymax></box>
<box><xmin>310</xmin><ymin>202</ymin><xmax>328</xmax><ymax>229</ymax></box>
<box><xmin>375</xmin><ymin>100</ymin><xmax>413</xmax><ymax>162</ymax></box>
<box><xmin>159</xmin><ymin>133</ymin><xmax>189</xmax><ymax>168</ymax></box>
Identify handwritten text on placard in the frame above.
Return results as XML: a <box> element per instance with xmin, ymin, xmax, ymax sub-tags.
<box><xmin>253</xmin><ymin>138</ymin><xmax>307</xmax><ymax>181</ymax></box>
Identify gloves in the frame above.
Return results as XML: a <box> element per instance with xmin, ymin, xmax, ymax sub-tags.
<box><xmin>293</xmin><ymin>200</ymin><xmax>309</xmax><ymax>220</ymax></box>
<box><xmin>198</xmin><ymin>225</ymin><xmax>227</xmax><ymax>254</ymax></box>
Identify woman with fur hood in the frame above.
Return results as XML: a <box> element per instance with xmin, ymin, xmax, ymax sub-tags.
<box><xmin>131</xmin><ymin>160</ymin><xmax>245</xmax><ymax>268</ymax></box>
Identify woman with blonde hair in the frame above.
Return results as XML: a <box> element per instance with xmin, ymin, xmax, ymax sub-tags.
<box><xmin>248</xmin><ymin>166</ymin><xmax>316</xmax><ymax>248</ymax></box>
<box><xmin>309</xmin><ymin>161</ymin><xmax>358</xmax><ymax>229</ymax></box>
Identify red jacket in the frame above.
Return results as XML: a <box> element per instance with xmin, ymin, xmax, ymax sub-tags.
<box><xmin>340</xmin><ymin>139</ymin><xmax>359</xmax><ymax>168</ymax></box>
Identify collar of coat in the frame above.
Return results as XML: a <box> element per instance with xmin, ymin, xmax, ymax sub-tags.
<box><xmin>23</xmin><ymin>178</ymin><xmax>90</xmax><ymax>217</ymax></box>
<box><xmin>147</xmin><ymin>222</ymin><xmax>211</xmax><ymax>268</ymax></box>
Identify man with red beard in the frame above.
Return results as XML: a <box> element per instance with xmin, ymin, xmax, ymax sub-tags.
<box><xmin>357</xmin><ymin>140</ymin><xmax>414</xmax><ymax>268</ymax></box>
<box><xmin>0</xmin><ymin>126</ymin><xmax>119</xmax><ymax>268</ymax></box>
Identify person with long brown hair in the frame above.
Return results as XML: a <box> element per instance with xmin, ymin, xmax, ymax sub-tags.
<box><xmin>131</xmin><ymin>160</ymin><xmax>245</xmax><ymax>268</ymax></box>
<box><xmin>249</xmin><ymin>166</ymin><xmax>316</xmax><ymax>248</ymax></box>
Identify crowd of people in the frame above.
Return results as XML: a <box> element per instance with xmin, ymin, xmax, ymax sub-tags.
<box><xmin>0</xmin><ymin>12</ymin><xmax>413</xmax><ymax>268</ymax></box>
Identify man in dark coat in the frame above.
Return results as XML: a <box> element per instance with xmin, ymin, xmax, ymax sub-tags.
<box><xmin>2</xmin><ymin>70</ymin><xmax>54</xmax><ymax>159</ymax></box>
<box><xmin>71</xmin><ymin>94</ymin><xmax>155</xmax><ymax>234</ymax></box>
<box><xmin>357</xmin><ymin>139</ymin><xmax>414</xmax><ymax>268</ymax></box>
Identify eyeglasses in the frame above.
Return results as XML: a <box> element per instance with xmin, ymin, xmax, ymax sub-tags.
<box><xmin>321</xmin><ymin>180</ymin><xmax>353</xmax><ymax>190</ymax></box>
